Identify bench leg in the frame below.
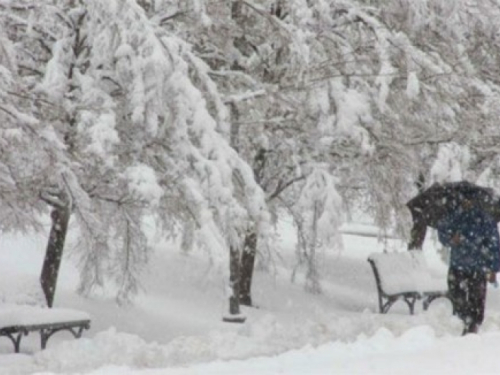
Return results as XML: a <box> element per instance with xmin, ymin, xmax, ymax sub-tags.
<box><xmin>40</xmin><ymin>329</ymin><xmax>51</xmax><ymax>350</ymax></box>
<box><xmin>377</xmin><ymin>293</ymin><xmax>385</xmax><ymax>313</ymax></box>
<box><xmin>423</xmin><ymin>294</ymin><xmax>450</xmax><ymax>311</ymax></box>
<box><xmin>0</xmin><ymin>331</ymin><xmax>26</xmax><ymax>353</ymax></box>
<box><xmin>381</xmin><ymin>297</ymin><xmax>398</xmax><ymax>314</ymax></box>
<box><xmin>403</xmin><ymin>296</ymin><xmax>417</xmax><ymax>315</ymax></box>
<box><xmin>381</xmin><ymin>295</ymin><xmax>418</xmax><ymax>314</ymax></box>
<box><xmin>423</xmin><ymin>296</ymin><xmax>433</xmax><ymax>311</ymax></box>
<box><xmin>40</xmin><ymin>324</ymin><xmax>89</xmax><ymax>350</ymax></box>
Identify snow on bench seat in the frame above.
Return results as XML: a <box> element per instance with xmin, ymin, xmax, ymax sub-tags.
<box><xmin>368</xmin><ymin>251</ymin><xmax>449</xmax><ymax>314</ymax></box>
<box><xmin>0</xmin><ymin>272</ymin><xmax>91</xmax><ymax>353</ymax></box>
<box><xmin>0</xmin><ymin>304</ymin><xmax>91</xmax><ymax>353</ymax></box>
<box><xmin>0</xmin><ymin>304</ymin><xmax>90</xmax><ymax>328</ymax></box>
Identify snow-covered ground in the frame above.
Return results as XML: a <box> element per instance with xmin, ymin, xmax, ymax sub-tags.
<box><xmin>2</xmin><ymin>219</ymin><xmax>500</xmax><ymax>374</ymax></box>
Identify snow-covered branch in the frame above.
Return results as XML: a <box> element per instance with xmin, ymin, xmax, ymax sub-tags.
<box><xmin>223</xmin><ymin>90</ymin><xmax>266</xmax><ymax>104</ymax></box>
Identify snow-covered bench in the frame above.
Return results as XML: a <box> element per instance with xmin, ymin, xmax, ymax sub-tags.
<box><xmin>367</xmin><ymin>251</ymin><xmax>449</xmax><ymax>314</ymax></box>
<box><xmin>0</xmin><ymin>273</ymin><xmax>90</xmax><ymax>353</ymax></box>
<box><xmin>0</xmin><ymin>305</ymin><xmax>90</xmax><ymax>352</ymax></box>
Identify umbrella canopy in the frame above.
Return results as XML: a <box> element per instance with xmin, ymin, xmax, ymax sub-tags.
<box><xmin>406</xmin><ymin>181</ymin><xmax>500</xmax><ymax>249</ymax></box>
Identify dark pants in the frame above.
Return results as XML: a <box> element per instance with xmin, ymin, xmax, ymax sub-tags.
<box><xmin>448</xmin><ymin>268</ymin><xmax>487</xmax><ymax>333</ymax></box>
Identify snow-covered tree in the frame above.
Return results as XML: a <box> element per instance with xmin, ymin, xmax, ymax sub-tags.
<box><xmin>2</xmin><ymin>0</ymin><xmax>269</xmax><ymax>311</ymax></box>
<box><xmin>5</xmin><ymin>0</ymin><xmax>500</xmax><ymax>311</ymax></box>
<box><xmin>0</xmin><ymin>19</ymin><xmax>46</xmax><ymax>232</ymax></box>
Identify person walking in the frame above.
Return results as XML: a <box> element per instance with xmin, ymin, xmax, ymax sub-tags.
<box><xmin>437</xmin><ymin>198</ymin><xmax>500</xmax><ymax>335</ymax></box>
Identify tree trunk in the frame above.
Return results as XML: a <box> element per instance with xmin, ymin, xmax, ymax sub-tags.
<box><xmin>408</xmin><ymin>173</ymin><xmax>427</xmax><ymax>250</ymax></box>
<box><xmin>239</xmin><ymin>231</ymin><xmax>257</xmax><ymax>306</ymax></box>
<box><xmin>228</xmin><ymin>245</ymin><xmax>241</xmax><ymax>315</ymax></box>
<box><xmin>40</xmin><ymin>205</ymin><xmax>71</xmax><ymax>307</ymax></box>
<box><xmin>224</xmin><ymin>245</ymin><xmax>246</xmax><ymax>322</ymax></box>
<box><xmin>238</xmin><ymin>148</ymin><xmax>267</xmax><ymax>306</ymax></box>
<box><xmin>408</xmin><ymin>214</ymin><xmax>427</xmax><ymax>250</ymax></box>
<box><xmin>304</xmin><ymin>202</ymin><xmax>322</xmax><ymax>294</ymax></box>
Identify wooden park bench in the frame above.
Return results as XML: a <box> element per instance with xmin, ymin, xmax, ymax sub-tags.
<box><xmin>367</xmin><ymin>251</ymin><xmax>449</xmax><ymax>314</ymax></box>
<box><xmin>0</xmin><ymin>274</ymin><xmax>90</xmax><ymax>353</ymax></box>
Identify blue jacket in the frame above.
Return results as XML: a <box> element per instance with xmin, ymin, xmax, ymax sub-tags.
<box><xmin>437</xmin><ymin>205</ymin><xmax>500</xmax><ymax>272</ymax></box>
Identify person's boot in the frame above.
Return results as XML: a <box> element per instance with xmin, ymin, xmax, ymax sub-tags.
<box><xmin>462</xmin><ymin>323</ymin><xmax>479</xmax><ymax>335</ymax></box>
<box><xmin>469</xmin><ymin>323</ymin><xmax>479</xmax><ymax>334</ymax></box>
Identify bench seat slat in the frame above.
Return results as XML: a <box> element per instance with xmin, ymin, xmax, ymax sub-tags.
<box><xmin>0</xmin><ymin>320</ymin><xmax>90</xmax><ymax>334</ymax></box>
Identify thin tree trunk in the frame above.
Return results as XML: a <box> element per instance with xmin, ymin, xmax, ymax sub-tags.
<box><xmin>227</xmin><ymin>0</ymin><xmax>264</xmax><ymax>314</ymax></box>
<box><xmin>224</xmin><ymin>245</ymin><xmax>246</xmax><ymax>323</ymax></box>
<box><xmin>238</xmin><ymin>148</ymin><xmax>266</xmax><ymax>306</ymax></box>
<box><xmin>408</xmin><ymin>173</ymin><xmax>427</xmax><ymax>250</ymax></box>
<box><xmin>239</xmin><ymin>231</ymin><xmax>257</xmax><ymax>306</ymax></box>
<box><xmin>40</xmin><ymin>204</ymin><xmax>71</xmax><ymax>308</ymax></box>
<box><xmin>305</xmin><ymin>202</ymin><xmax>321</xmax><ymax>294</ymax></box>
<box><xmin>229</xmin><ymin>245</ymin><xmax>241</xmax><ymax>314</ymax></box>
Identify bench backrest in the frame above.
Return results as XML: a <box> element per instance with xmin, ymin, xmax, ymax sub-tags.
<box><xmin>368</xmin><ymin>251</ymin><xmax>447</xmax><ymax>295</ymax></box>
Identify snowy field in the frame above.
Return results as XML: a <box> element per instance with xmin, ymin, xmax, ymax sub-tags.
<box><xmin>2</xmin><ymin>219</ymin><xmax>500</xmax><ymax>374</ymax></box>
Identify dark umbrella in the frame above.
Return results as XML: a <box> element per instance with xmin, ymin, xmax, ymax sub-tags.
<box><xmin>406</xmin><ymin>181</ymin><xmax>500</xmax><ymax>249</ymax></box>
